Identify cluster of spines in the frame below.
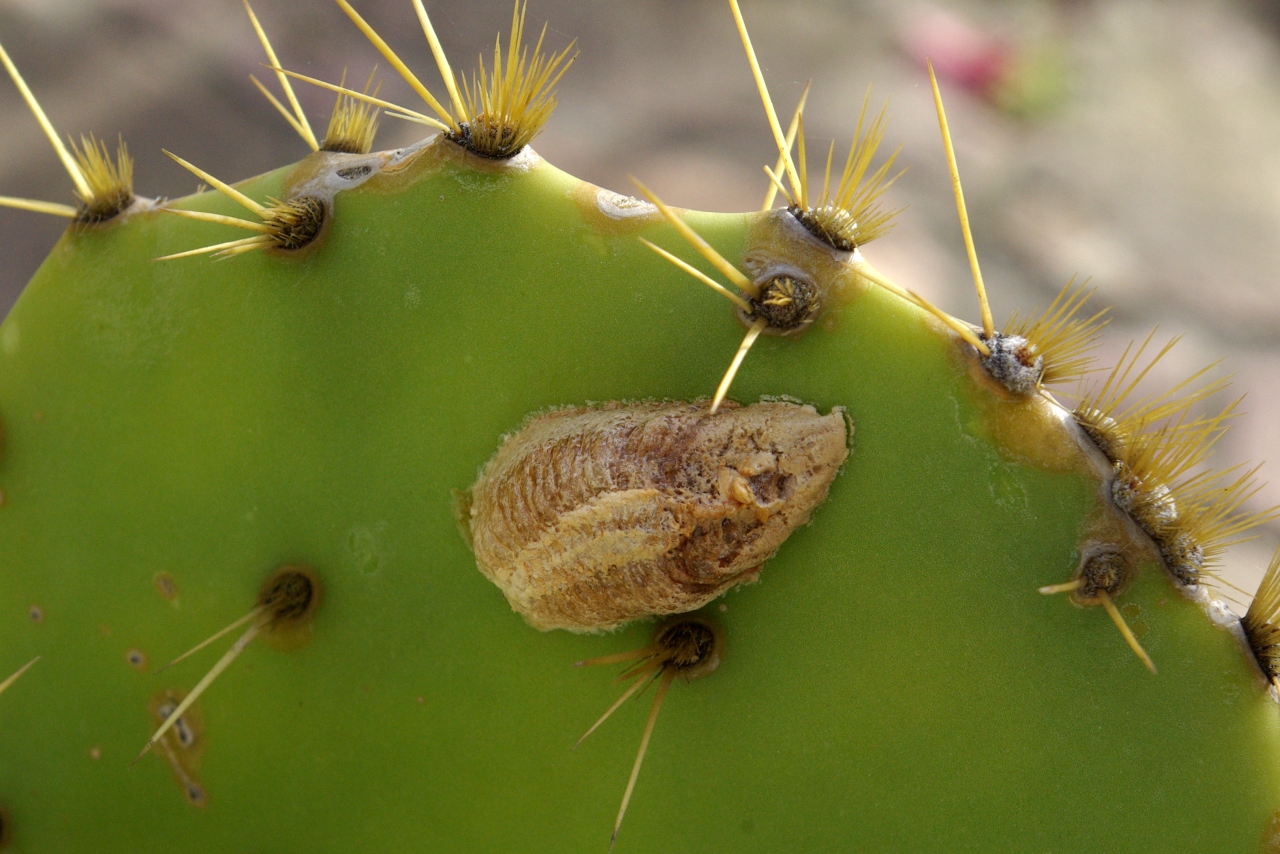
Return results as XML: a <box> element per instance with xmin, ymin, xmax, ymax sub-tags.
<box><xmin>574</xmin><ymin>616</ymin><xmax>723</xmax><ymax>851</ymax></box>
<box><xmin>67</xmin><ymin>135</ymin><xmax>135</xmax><ymax>223</ymax></box>
<box><xmin>153</xmin><ymin>0</ymin><xmax>576</xmax><ymax>262</ymax></box>
<box><xmin>726</xmin><ymin>0</ymin><xmax>902</xmax><ymax>249</ymax></box>
<box><xmin>634</xmin><ymin>0</ymin><xmax>912</xmax><ymax>412</ymax></box>
<box><xmin>634</xmin><ymin>2</ymin><xmax>1109</xmax><ymax>412</ymax></box>
<box><xmin>895</xmin><ymin>61</ymin><xmax>1113</xmax><ymax>401</ymax></box>
<box><xmin>634</xmin><ymin>0</ymin><xmax>1276</xmax><ymax>679</ymax></box>
<box><xmin>762</xmin><ymin>88</ymin><xmax>904</xmax><ymax>251</ymax></box>
<box><xmin>1040</xmin><ymin>549</ymin><xmax>1155</xmax><ymax>673</ymax></box>
<box><xmin>156</xmin><ymin>151</ymin><xmax>328</xmax><ymax>261</ymax></box>
<box><xmin>453</xmin><ymin>1</ymin><xmax>576</xmax><ymax>157</ymax></box>
<box><xmin>243</xmin><ymin>0</ymin><xmax>382</xmax><ymax>156</ymax></box>
<box><xmin>4</xmin><ymin>2</ymin><xmax>1280</xmax><ymax>847</ymax></box>
<box><xmin>148</xmin><ymin>2</ymin><xmax>393</xmax><ymax>263</ymax></box>
<box><xmin>133</xmin><ymin>566</ymin><xmax>320</xmax><ymax>765</ymax></box>
<box><xmin>1071</xmin><ymin>333</ymin><xmax>1276</xmax><ymax>589</ymax></box>
<box><xmin>1244</xmin><ymin>546</ymin><xmax>1280</xmax><ymax>690</ymax></box>
<box><xmin>0</xmin><ymin>0</ymin><xmax>387</xmax><ymax>262</ymax></box>
<box><xmin>2</xmin><ymin>0</ymin><xmax>577</xmax><ymax>263</ymax></box>
<box><xmin>999</xmin><ymin>278</ymin><xmax>1108</xmax><ymax>389</ymax></box>
<box><xmin>321</xmin><ymin>72</ymin><xmax>383</xmax><ymax>155</ymax></box>
<box><xmin>905</xmin><ymin>56</ymin><xmax>1274</xmax><ymax>666</ymax></box>
<box><xmin>279</xmin><ymin>0</ymin><xmax>576</xmax><ymax>160</ymax></box>
<box><xmin>0</xmin><ymin>42</ymin><xmax>134</xmax><ymax>224</ymax></box>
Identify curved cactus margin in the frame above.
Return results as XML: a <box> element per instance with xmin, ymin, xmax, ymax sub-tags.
<box><xmin>2</xmin><ymin>2</ymin><xmax>1280</xmax><ymax>852</ymax></box>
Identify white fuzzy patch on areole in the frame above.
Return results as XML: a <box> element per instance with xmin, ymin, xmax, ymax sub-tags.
<box><xmin>595</xmin><ymin>189</ymin><xmax>656</xmax><ymax>220</ymax></box>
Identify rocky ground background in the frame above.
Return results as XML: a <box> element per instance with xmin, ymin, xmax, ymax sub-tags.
<box><xmin>2</xmin><ymin>0</ymin><xmax>1278</xmax><ymax>604</ymax></box>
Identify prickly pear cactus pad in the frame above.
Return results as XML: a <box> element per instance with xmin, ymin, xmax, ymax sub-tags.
<box><xmin>2</xmin><ymin>2</ymin><xmax>1280</xmax><ymax>852</ymax></box>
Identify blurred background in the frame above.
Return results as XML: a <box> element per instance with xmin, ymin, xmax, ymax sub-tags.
<box><xmin>1</xmin><ymin>0</ymin><xmax>1278</xmax><ymax>603</ymax></box>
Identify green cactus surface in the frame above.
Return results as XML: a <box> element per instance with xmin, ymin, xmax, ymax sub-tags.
<box><xmin>2</xmin><ymin>4</ymin><xmax>1280</xmax><ymax>853</ymax></box>
<box><xmin>0</xmin><ymin>139</ymin><xmax>1277</xmax><ymax>851</ymax></box>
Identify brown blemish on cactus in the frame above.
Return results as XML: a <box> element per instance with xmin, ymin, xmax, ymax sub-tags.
<box><xmin>575</xmin><ymin>614</ymin><xmax>723</xmax><ymax>849</ymax></box>
<box><xmin>126</xmin><ymin>649</ymin><xmax>148</xmax><ymax>671</ymax></box>
<box><xmin>956</xmin><ymin>351</ymin><xmax>1088</xmax><ymax>475</ymax></box>
<box><xmin>1120</xmin><ymin>601</ymin><xmax>1149</xmax><ymax>639</ymax></box>
<box><xmin>147</xmin><ymin>690</ymin><xmax>207</xmax><ymax>808</ymax></box>
<box><xmin>467</xmin><ymin>400</ymin><xmax>848</xmax><ymax>632</ymax></box>
<box><xmin>134</xmin><ymin>565</ymin><xmax>321</xmax><ymax>764</ymax></box>
<box><xmin>153</xmin><ymin>572</ymin><xmax>178</xmax><ymax>603</ymax></box>
<box><xmin>451</xmin><ymin>488</ymin><xmax>475</xmax><ymax>551</ymax></box>
<box><xmin>1262</xmin><ymin>805</ymin><xmax>1280</xmax><ymax>852</ymax></box>
<box><xmin>26</xmin><ymin>606</ymin><xmax>41</xmax><ymax>624</ymax></box>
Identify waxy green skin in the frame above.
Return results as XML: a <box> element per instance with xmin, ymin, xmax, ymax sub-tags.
<box><xmin>0</xmin><ymin>137</ymin><xmax>1278</xmax><ymax>852</ymax></box>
